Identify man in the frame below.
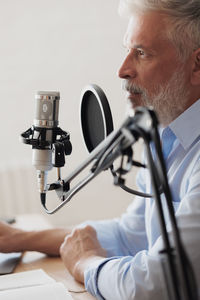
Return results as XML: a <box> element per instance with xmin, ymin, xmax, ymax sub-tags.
<box><xmin>0</xmin><ymin>0</ymin><xmax>200</xmax><ymax>299</ymax></box>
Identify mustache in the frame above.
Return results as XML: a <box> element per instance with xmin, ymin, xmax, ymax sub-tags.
<box><xmin>122</xmin><ymin>80</ymin><xmax>144</xmax><ymax>94</ymax></box>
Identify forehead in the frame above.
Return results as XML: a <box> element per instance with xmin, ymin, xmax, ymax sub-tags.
<box><xmin>124</xmin><ymin>11</ymin><xmax>170</xmax><ymax>50</ymax></box>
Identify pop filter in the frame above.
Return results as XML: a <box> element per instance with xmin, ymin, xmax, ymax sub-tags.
<box><xmin>80</xmin><ymin>84</ymin><xmax>114</xmax><ymax>152</ymax></box>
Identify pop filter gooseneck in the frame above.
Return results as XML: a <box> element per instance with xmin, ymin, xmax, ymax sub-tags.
<box><xmin>80</xmin><ymin>84</ymin><xmax>114</xmax><ymax>152</ymax></box>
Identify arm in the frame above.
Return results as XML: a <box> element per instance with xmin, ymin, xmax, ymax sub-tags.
<box><xmin>0</xmin><ymin>195</ymin><xmax>146</xmax><ymax>258</ymax></box>
<box><xmin>0</xmin><ymin>194</ymin><xmax>147</xmax><ymax>258</ymax></box>
<box><xmin>0</xmin><ymin>222</ymin><xmax>72</xmax><ymax>256</ymax></box>
<box><xmin>59</xmin><ymin>224</ymin><xmax>166</xmax><ymax>299</ymax></box>
<box><xmin>78</xmin><ymin>168</ymin><xmax>148</xmax><ymax>258</ymax></box>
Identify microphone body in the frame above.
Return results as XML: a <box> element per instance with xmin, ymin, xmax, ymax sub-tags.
<box><xmin>21</xmin><ymin>91</ymin><xmax>72</xmax><ymax>195</ymax></box>
<box><xmin>32</xmin><ymin>91</ymin><xmax>60</xmax><ymax>193</ymax></box>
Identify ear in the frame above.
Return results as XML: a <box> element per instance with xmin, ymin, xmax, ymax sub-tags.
<box><xmin>191</xmin><ymin>48</ymin><xmax>200</xmax><ymax>85</ymax></box>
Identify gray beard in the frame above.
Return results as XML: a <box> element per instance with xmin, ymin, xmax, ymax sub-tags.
<box><xmin>123</xmin><ymin>66</ymin><xmax>190</xmax><ymax>126</ymax></box>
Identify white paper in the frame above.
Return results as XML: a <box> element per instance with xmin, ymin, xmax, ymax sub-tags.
<box><xmin>0</xmin><ymin>282</ymin><xmax>73</xmax><ymax>300</ymax></box>
<box><xmin>0</xmin><ymin>269</ymin><xmax>55</xmax><ymax>291</ymax></box>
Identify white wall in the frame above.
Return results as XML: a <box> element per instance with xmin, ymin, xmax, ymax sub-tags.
<box><xmin>0</xmin><ymin>0</ymin><xmax>142</xmax><ymax>226</ymax></box>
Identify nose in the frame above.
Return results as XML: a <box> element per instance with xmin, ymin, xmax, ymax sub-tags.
<box><xmin>118</xmin><ymin>53</ymin><xmax>136</xmax><ymax>79</ymax></box>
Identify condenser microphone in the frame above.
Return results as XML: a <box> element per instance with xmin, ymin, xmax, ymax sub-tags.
<box><xmin>21</xmin><ymin>91</ymin><xmax>72</xmax><ymax>194</ymax></box>
<box><xmin>32</xmin><ymin>91</ymin><xmax>60</xmax><ymax>193</ymax></box>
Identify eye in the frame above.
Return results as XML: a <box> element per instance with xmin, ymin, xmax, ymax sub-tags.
<box><xmin>137</xmin><ymin>49</ymin><xmax>145</xmax><ymax>56</ymax></box>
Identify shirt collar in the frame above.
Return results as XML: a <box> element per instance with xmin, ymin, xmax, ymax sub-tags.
<box><xmin>168</xmin><ymin>99</ymin><xmax>200</xmax><ymax>150</ymax></box>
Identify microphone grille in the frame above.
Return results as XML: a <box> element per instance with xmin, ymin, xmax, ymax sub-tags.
<box><xmin>34</xmin><ymin>91</ymin><xmax>60</xmax><ymax>127</ymax></box>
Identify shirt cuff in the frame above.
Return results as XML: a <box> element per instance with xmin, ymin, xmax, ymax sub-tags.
<box><xmin>84</xmin><ymin>256</ymin><xmax>120</xmax><ymax>299</ymax></box>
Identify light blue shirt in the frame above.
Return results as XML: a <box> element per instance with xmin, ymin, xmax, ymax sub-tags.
<box><xmin>83</xmin><ymin>100</ymin><xmax>200</xmax><ymax>299</ymax></box>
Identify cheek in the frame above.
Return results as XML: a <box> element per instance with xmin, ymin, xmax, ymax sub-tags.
<box><xmin>138</xmin><ymin>63</ymin><xmax>174</xmax><ymax>92</ymax></box>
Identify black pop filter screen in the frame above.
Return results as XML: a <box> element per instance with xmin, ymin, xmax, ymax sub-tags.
<box><xmin>80</xmin><ymin>84</ymin><xmax>114</xmax><ymax>152</ymax></box>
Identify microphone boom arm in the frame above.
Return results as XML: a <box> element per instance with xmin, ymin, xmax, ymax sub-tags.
<box><xmin>41</xmin><ymin>107</ymin><xmax>150</xmax><ymax>214</ymax></box>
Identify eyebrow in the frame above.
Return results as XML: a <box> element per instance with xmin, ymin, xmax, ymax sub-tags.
<box><xmin>124</xmin><ymin>42</ymin><xmax>156</xmax><ymax>55</ymax></box>
<box><xmin>133</xmin><ymin>44</ymin><xmax>147</xmax><ymax>50</ymax></box>
<box><xmin>122</xmin><ymin>41</ymin><xmax>147</xmax><ymax>50</ymax></box>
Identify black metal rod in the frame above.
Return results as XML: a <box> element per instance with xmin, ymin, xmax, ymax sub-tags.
<box><xmin>152</xmin><ymin>126</ymin><xmax>198</xmax><ymax>300</ymax></box>
<box><xmin>145</xmin><ymin>141</ymin><xmax>180</xmax><ymax>300</ymax></box>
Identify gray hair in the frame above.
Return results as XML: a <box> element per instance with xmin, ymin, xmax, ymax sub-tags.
<box><xmin>118</xmin><ymin>0</ymin><xmax>200</xmax><ymax>60</ymax></box>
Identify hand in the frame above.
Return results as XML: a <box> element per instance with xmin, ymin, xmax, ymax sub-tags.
<box><xmin>60</xmin><ymin>225</ymin><xmax>107</xmax><ymax>283</ymax></box>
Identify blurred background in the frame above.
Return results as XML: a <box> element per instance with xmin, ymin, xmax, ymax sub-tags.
<box><xmin>0</xmin><ymin>0</ymin><xmax>143</xmax><ymax>226</ymax></box>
